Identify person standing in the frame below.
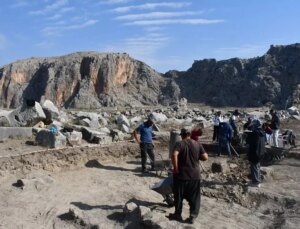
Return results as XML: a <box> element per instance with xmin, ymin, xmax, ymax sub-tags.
<box><xmin>229</xmin><ymin>109</ymin><xmax>240</xmax><ymax>137</ymax></box>
<box><xmin>218</xmin><ymin>122</ymin><xmax>233</xmax><ymax>157</ymax></box>
<box><xmin>269</xmin><ymin>109</ymin><xmax>280</xmax><ymax>147</ymax></box>
<box><xmin>212</xmin><ymin>111</ymin><xmax>223</xmax><ymax>142</ymax></box>
<box><xmin>191</xmin><ymin>127</ymin><xmax>203</xmax><ymax>142</ymax></box>
<box><xmin>169</xmin><ymin>128</ymin><xmax>208</xmax><ymax>224</ymax></box>
<box><xmin>133</xmin><ymin>117</ymin><xmax>155</xmax><ymax>173</ymax></box>
<box><xmin>247</xmin><ymin>120</ymin><xmax>265</xmax><ymax>187</ymax></box>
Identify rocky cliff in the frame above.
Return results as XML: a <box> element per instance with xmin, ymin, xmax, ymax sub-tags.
<box><xmin>0</xmin><ymin>52</ymin><xmax>179</xmax><ymax>109</ymax></box>
<box><xmin>1</xmin><ymin>44</ymin><xmax>300</xmax><ymax>109</ymax></box>
<box><xmin>166</xmin><ymin>43</ymin><xmax>300</xmax><ymax>108</ymax></box>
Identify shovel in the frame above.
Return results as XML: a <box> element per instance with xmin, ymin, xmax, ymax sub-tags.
<box><xmin>230</xmin><ymin>144</ymin><xmax>240</xmax><ymax>157</ymax></box>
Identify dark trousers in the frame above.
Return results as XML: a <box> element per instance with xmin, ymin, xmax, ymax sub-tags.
<box><xmin>173</xmin><ymin>178</ymin><xmax>201</xmax><ymax>218</ymax></box>
<box><xmin>218</xmin><ymin>141</ymin><xmax>231</xmax><ymax>157</ymax></box>
<box><xmin>140</xmin><ymin>142</ymin><xmax>155</xmax><ymax>170</ymax></box>
<box><xmin>250</xmin><ymin>162</ymin><xmax>261</xmax><ymax>184</ymax></box>
<box><xmin>213</xmin><ymin>126</ymin><xmax>219</xmax><ymax>141</ymax></box>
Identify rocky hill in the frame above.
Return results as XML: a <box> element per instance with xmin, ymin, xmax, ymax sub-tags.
<box><xmin>1</xmin><ymin>44</ymin><xmax>300</xmax><ymax>109</ymax></box>
<box><xmin>166</xmin><ymin>43</ymin><xmax>300</xmax><ymax>108</ymax></box>
<box><xmin>0</xmin><ymin>52</ymin><xmax>179</xmax><ymax>109</ymax></box>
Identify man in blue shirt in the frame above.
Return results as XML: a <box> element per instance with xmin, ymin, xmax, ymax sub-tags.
<box><xmin>218</xmin><ymin>122</ymin><xmax>233</xmax><ymax>157</ymax></box>
<box><xmin>133</xmin><ymin>117</ymin><xmax>155</xmax><ymax>172</ymax></box>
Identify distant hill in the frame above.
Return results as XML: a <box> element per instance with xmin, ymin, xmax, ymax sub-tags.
<box><xmin>1</xmin><ymin>44</ymin><xmax>300</xmax><ymax>109</ymax></box>
<box><xmin>165</xmin><ymin>43</ymin><xmax>300</xmax><ymax>108</ymax></box>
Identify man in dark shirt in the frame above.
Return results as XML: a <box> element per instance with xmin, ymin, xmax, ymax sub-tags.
<box><xmin>133</xmin><ymin>117</ymin><xmax>155</xmax><ymax>173</ymax></box>
<box><xmin>169</xmin><ymin>128</ymin><xmax>208</xmax><ymax>224</ymax></box>
<box><xmin>270</xmin><ymin>109</ymin><xmax>280</xmax><ymax>147</ymax></box>
<box><xmin>247</xmin><ymin>119</ymin><xmax>265</xmax><ymax>188</ymax></box>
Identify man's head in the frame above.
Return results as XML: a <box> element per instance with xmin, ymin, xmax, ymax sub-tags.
<box><xmin>180</xmin><ymin>128</ymin><xmax>191</xmax><ymax>139</ymax></box>
<box><xmin>233</xmin><ymin>109</ymin><xmax>240</xmax><ymax>116</ymax></box>
<box><xmin>251</xmin><ymin>119</ymin><xmax>262</xmax><ymax>130</ymax></box>
<box><xmin>146</xmin><ymin>116</ymin><xmax>154</xmax><ymax>127</ymax></box>
<box><xmin>270</xmin><ymin>109</ymin><xmax>275</xmax><ymax>116</ymax></box>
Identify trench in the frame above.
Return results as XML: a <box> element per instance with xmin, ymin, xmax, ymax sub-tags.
<box><xmin>0</xmin><ymin>140</ymin><xmax>299</xmax><ymax>228</ymax></box>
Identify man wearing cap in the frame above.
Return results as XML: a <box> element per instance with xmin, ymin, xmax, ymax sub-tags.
<box><xmin>169</xmin><ymin>128</ymin><xmax>208</xmax><ymax>224</ymax></box>
<box><xmin>269</xmin><ymin>109</ymin><xmax>280</xmax><ymax>147</ymax></box>
<box><xmin>247</xmin><ymin>119</ymin><xmax>265</xmax><ymax>188</ymax></box>
<box><xmin>133</xmin><ymin>117</ymin><xmax>155</xmax><ymax>173</ymax></box>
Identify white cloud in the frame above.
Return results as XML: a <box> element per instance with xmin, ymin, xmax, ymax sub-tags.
<box><xmin>125</xmin><ymin>18</ymin><xmax>224</xmax><ymax>26</ymax></box>
<box><xmin>112</xmin><ymin>2</ymin><xmax>192</xmax><ymax>13</ymax></box>
<box><xmin>100</xmin><ymin>0</ymin><xmax>132</xmax><ymax>4</ymax></box>
<box><xmin>0</xmin><ymin>34</ymin><xmax>8</xmax><ymax>50</ymax></box>
<box><xmin>42</xmin><ymin>19</ymin><xmax>98</xmax><ymax>36</ymax></box>
<box><xmin>46</xmin><ymin>7</ymin><xmax>74</xmax><ymax>20</ymax></box>
<box><xmin>29</xmin><ymin>0</ymin><xmax>69</xmax><ymax>15</ymax></box>
<box><xmin>103</xmin><ymin>33</ymin><xmax>169</xmax><ymax>60</ymax></box>
<box><xmin>115</xmin><ymin>11</ymin><xmax>201</xmax><ymax>20</ymax></box>
<box><xmin>47</xmin><ymin>14</ymin><xmax>63</xmax><ymax>20</ymax></box>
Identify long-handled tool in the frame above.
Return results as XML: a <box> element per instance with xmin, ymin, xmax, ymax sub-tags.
<box><xmin>199</xmin><ymin>161</ymin><xmax>206</xmax><ymax>172</ymax></box>
<box><xmin>230</xmin><ymin>143</ymin><xmax>240</xmax><ymax>157</ymax></box>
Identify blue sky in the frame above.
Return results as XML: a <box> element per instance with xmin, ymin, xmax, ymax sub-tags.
<box><xmin>0</xmin><ymin>0</ymin><xmax>299</xmax><ymax>73</ymax></box>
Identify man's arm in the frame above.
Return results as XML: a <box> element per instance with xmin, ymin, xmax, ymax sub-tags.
<box><xmin>171</xmin><ymin>150</ymin><xmax>179</xmax><ymax>173</ymax></box>
<box><xmin>199</xmin><ymin>144</ymin><xmax>208</xmax><ymax>161</ymax></box>
<box><xmin>132</xmin><ymin>129</ymin><xmax>140</xmax><ymax>144</ymax></box>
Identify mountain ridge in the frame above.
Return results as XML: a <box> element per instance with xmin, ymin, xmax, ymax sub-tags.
<box><xmin>1</xmin><ymin>43</ymin><xmax>300</xmax><ymax>109</ymax></box>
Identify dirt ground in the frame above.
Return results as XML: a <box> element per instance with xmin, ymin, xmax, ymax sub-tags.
<box><xmin>0</xmin><ymin>117</ymin><xmax>299</xmax><ymax>229</ymax></box>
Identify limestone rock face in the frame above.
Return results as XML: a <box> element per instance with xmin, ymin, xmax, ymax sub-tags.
<box><xmin>0</xmin><ymin>52</ymin><xmax>167</xmax><ymax>109</ymax></box>
<box><xmin>1</xmin><ymin>44</ymin><xmax>300</xmax><ymax>109</ymax></box>
<box><xmin>167</xmin><ymin>43</ymin><xmax>300</xmax><ymax>108</ymax></box>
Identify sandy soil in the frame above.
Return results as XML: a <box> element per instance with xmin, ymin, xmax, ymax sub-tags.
<box><xmin>0</xmin><ymin>118</ymin><xmax>299</xmax><ymax>229</ymax></box>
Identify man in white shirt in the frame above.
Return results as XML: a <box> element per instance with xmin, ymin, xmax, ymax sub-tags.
<box><xmin>212</xmin><ymin>111</ymin><xmax>223</xmax><ymax>142</ymax></box>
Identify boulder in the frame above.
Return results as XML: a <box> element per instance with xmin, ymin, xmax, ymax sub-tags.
<box><xmin>111</xmin><ymin>129</ymin><xmax>126</xmax><ymax>142</ymax></box>
<box><xmin>124</xmin><ymin>202</ymin><xmax>138</xmax><ymax>214</ymax></box>
<box><xmin>287</xmin><ymin>106</ymin><xmax>299</xmax><ymax>115</ymax></box>
<box><xmin>81</xmin><ymin>127</ymin><xmax>112</xmax><ymax>144</ymax></box>
<box><xmin>63</xmin><ymin>131</ymin><xmax>82</xmax><ymax>146</ymax></box>
<box><xmin>36</xmin><ymin>129</ymin><xmax>67</xmax><ymax>148</ymax></box>
<box><xmin>149</xmin><ymin>112</ymin><xmax>168</xmax><ymax>123</ymax></box>
<box><xmin>120</xmin><ymin>124</ymin><xmax>130</xmax><ymax>133</ymax></box>
<box><xmin>76</xmin><ymin>111</ymin><xmax>100</xmax><ymax>129</ymax></box>
<box><xmin>130</xmin><ymin>116</ymin><xmax>142</xmax><ymax>125</ymax></box>
<box><xmin>9</xmin><ymin>102</ymin><xmax>46</xmax><ymax>127</ymax></box>
<box><xmin>42</xmin><ymin>100</ymin><xmax>60</xmax><ymax>122</ymax></box>
<box><xmin>117</xmin><ymin>114</ymin><xmax>130</xmax><ymax>127</ymax></box>
<box><xmin>139</xmin><ymin>206</ymin><xmax>152</xmax><ymax>219</ymax></box>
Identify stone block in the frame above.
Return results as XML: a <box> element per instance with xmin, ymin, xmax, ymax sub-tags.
<box><xmin>63</xmin><ymin>131</ymin><xmax>82</xmax><ymax>146</ymax></box>
<box><xmin>36</xmin><ymin>129</ymin><xmax>67</xmax><ymax>148</ymax></box>
<box><xmin>0</xmin><ymin>127</ymin><xmax>32</xmax><ymax>140</ymax></box>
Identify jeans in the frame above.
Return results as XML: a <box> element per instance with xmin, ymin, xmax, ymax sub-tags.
<box><xmin>250</xmin><ymin>162</ymin><xmax>261</xmax><ymax>184</ymax></box>
<box><xmin>173</xmin><ymin>178</ymin><xmax>201</xmax><ymax>218</ymax></box>
<box><xmin>140</xmin><ymin>142</ymin><xmax>155</xmax><ymax>170</ymax></box>
<box><xmin>218</xmin><ymin>141</ymin><xmax>231</xmax><ymax>157</ymax></box>
<box><xmin>272</xmin><ymin>129</ymin><xmax>279</xmax><ymax>147</ymax></box>
<box><xmin>213</xmin><ymin>126</ymin><xmax>219</xmax><ymax>141</ymax></box>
